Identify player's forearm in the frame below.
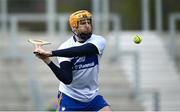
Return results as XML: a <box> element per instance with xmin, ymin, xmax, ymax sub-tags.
<box><xmin>47</xmin><ymin>61</ymin><xmax>73</xmax><ymax>84</ymax></box>
<box><xmin>51</xmin><ymin>43</ymin><xmax>99</xmax><ymax>57</ymax></box>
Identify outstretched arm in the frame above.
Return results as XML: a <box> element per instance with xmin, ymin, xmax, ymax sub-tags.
<box><xmin>52</xmin><ymin>43</ymin><xmax>99</xmax><ymax>57</ymax></box>
<box><xmin>34</xmin><ymin>43</ymin><xmax>99</xmax><ymax>57</ymax></box>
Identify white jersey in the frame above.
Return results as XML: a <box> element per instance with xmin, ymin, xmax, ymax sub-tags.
<box><xmin>57</xmin><ymin>34</ymin><xmax>106</xmax><ymax>102</ymax></box>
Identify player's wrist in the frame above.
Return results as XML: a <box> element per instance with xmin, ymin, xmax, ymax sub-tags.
<box><xmin>47</xmin><ymin>51</ymin><xmax>52</xmax><ymax>57</ymax></box>
<box><xmin>43</xmin><ymin>58</ymin><xmax>51</xmax><ymax>64</ymax></box>
<box><xmin>51</xmin><ymin>50</ymin><xmax>57</xmax><ymax>56</ymax></box>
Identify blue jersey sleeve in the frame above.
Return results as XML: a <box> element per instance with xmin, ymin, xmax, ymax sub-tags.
<box><xmin>47</xmin><ymin>61</ymin><xmax>73</xmax><ymax>84</ymax></box>
<box><xmin>51</xmin><ymin>43</ymin><xmax>99</xmax><ymax>57</ymax></box>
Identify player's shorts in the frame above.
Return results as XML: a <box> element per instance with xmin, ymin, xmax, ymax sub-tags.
<box><xmin>56</xmin><ymin>91</ymin><xmax>109</xmax><ymax>111</ymax></box>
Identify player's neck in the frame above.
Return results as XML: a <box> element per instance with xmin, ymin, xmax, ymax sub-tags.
<box><xmin>74</xmin><ymin>35</ymin><xmax>86</xmax><ymax>43</ymax></box>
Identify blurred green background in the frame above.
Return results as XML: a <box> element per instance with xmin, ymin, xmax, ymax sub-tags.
<box><xmin>7</xmin><ymin>0</ymin><xmax>180</xmax><ymax>31</ymax></box>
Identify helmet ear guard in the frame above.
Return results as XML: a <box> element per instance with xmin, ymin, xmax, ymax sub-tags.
<box><xmin>69</xmin><ymin>10</ymin><xmax>92</xmax><ymax>29</ymax></box>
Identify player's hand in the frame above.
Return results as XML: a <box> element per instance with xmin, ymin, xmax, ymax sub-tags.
<box><xmin>35</xmin><ymin>54</ymin><xmax>51</xmax><ymax>64</ymax></box>
<box><xmin>34</xmin><ymin>47</ymin><xmax>51</xmax><ymax>64</ymax></box>
<box><xmin>35</xmin><ymin>52</ymin><xmax>48</xmax><ymax>60</ymax></box>
<box><xmin>33</xmin><ymin>45</ymin><xmax>52</xmax><ymax>57</ymax></box>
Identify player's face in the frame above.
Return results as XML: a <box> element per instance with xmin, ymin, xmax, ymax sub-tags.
<box><xmin>77</xmin><ymin>19</ymin><xmax>92</xmax><ymax>34</ymax></box>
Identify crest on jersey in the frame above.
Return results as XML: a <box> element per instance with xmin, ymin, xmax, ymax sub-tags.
<box><xmin>74</xmin><ymin>57</ymin><xmax>86</xmax><ymax>65</ymax></box>
<box><xmin>71</xmin><ymin>55</ymin><xmax>98</xmax><ymax>70</ymax></box>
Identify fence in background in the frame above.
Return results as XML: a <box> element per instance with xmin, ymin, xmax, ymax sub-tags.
<box><xmin>142</xmin><ymin>0</ymin><xmax>162</xmax><ymax>32</ymax></box>
<box><xmin>169</xmin><ymin>13</ymin><xmax>180</xmax><ymax>64</ymax></box>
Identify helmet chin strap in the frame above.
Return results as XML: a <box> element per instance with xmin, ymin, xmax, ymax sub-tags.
<box><xmin>72</xmin><ymin>30</ymin><xmax>78</xmax><ymax>36</ymax></box>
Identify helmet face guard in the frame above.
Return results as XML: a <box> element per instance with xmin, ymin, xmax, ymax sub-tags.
<box><xmin>69</xmin><ymin>10</ymin><xmax>92</xmax><ymax>29</ymax></box>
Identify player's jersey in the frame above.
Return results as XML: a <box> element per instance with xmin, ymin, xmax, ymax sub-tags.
<box><xmin>57</xmin><ymin>34</ymin><xmax>106</xmax><ymax>102</ymax></box>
